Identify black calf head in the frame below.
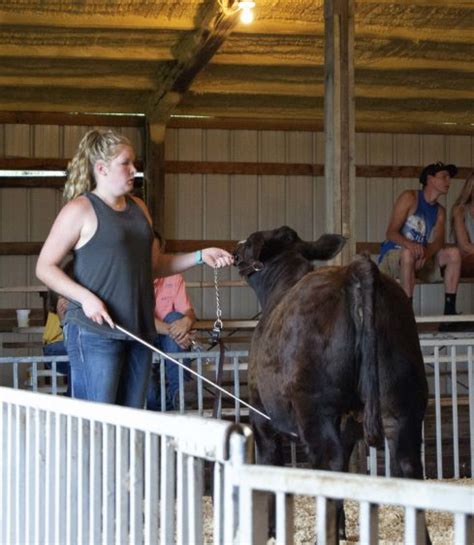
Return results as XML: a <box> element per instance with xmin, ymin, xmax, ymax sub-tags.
<box><xmin>233</xmin><ymin>225</ymin><xmax>346</xmax><ymax>276</ymax></box>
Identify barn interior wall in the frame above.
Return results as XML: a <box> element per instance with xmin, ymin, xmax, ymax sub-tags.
<box><xmin>164</xmin><ymin>128</ymin><xmax>474</xmax><ymax>319</ymax></box>
<box><xmin>0</xmin><ymin>123</ymin><xmax>144</xmax><ymax>313</ymax></box>
<box><xmin>0</xmin><ymin>123</ymin><xmax>473</xmax><ymax>322</ymax></box>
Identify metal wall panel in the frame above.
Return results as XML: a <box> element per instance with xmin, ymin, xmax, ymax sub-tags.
<box><xmin>229</xmin><ymin>130</ymin><xmax>260</xmax><ymax>320</ymax></box>
<box><xmin>1</xmin><ymin>125</ymin><xmax>473</xmax><ymax>323</ymax></box>
<box><xmin>165</xmin><ymin>128</ymin><xmax>473</xmax><ymax>320</ymax></box>
<box><xmin>355</xmin><ymin>133</ymin><xmax>368</xmax><ymax>242</ymax></box>
<box><xmin>0</xmin><ymin>123</ymin><xmax>143</xmax><ymax>314</ymax></box>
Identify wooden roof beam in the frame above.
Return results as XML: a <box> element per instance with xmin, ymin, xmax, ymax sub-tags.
<box><xmin>147</xmin><ymin>1</ymin><xmax>240</xmax><ymax>122</ymax></box>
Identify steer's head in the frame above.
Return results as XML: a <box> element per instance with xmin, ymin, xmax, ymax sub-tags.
<box><xmin>233</xmin><ymin>225</ymin><xmax>346</xmax><ymax>277</ymax></box>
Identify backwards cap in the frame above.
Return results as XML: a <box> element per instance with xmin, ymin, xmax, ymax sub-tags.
<box><xmin>419</xmin><ymin>162</ymin><xmax>458</xmax><ymax>185</ymax></box>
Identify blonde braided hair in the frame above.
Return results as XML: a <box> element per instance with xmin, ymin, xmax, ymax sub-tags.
<box><xmin>63</xmin><ymin>129</ymin><xmax>133</xmax><ymax>202</ymax></box>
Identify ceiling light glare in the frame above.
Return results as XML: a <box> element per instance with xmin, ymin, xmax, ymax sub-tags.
<box><xmin>239</xmin><ymin>1</ymin><xmax>255</xmax><ymax>24</ymax></box>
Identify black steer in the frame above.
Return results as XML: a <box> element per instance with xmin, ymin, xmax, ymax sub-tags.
<box><xmin>233</xmin><ymin>226</ymin><xmax>430</xmax><ymax>543</ymax></box>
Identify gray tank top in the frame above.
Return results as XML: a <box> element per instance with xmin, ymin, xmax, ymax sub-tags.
<box><xmin>65</xmin><ymin>193</ymin><xmax>155</xmax><ymax>340</ymax></box>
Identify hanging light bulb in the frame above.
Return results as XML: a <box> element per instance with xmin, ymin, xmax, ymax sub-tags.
<box><xmin>238</xmin><ymin>1</ymin><xmax>256</xmax><ymax>24</ymax></box>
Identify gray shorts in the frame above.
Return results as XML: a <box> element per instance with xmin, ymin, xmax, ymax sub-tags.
<box><xmin>379</xmin><ymin>248</ymin><xmax>443</xmax><ymax>282</ymax></box>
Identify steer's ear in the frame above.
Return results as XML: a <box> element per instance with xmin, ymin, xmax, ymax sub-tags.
<box><xmin>301</xmin><ymin>234</ymin><xmax>346</xmax><ymax>261</ymax></box>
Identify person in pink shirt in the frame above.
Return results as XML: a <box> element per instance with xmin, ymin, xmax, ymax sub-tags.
<box><xmin>147</xmin><ymin>232</ymin><xmax>197</xmax><ymax>410</ymax></box>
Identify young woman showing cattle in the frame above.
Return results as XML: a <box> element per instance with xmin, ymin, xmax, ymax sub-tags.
<box><xmin>36</xmin><ymin>129</ymin><xmax>233</xmax><ymax>408</ymax></box>
<box><xmin>233</xmin><ymin>225</ymin><xmax>431</xmax><ymax>544</ymax></box>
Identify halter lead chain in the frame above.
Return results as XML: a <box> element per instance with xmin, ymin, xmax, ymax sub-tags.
<box><xmin>211</xmin><ymin>265</ymin><xmax>223</xmax><ymax>342</ymax></box>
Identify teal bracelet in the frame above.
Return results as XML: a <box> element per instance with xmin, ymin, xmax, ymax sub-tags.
<box><xmin>195</xmin><ymin>249</ymin><xmax>204</xmax><ymax>265</ymax></box>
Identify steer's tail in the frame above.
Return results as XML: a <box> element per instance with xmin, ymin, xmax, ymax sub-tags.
<box><xmin>347</xmin><ymin>255</ymin><xmax>384</xmax><ymax>447</ymax></box>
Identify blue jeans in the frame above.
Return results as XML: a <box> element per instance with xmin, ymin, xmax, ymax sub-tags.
<box><xmin>43</xmin><ymin>340</ymin><xmax>71</xmax><ymax>396</ymax></box>
<box><xmin>66</xmin><ymin>323</ymin><xmax>152</xmax><ymax>408</ymax></box>
<box><xmin>147</xmin><ymin>311</ymin><xmax>191</xmax><ymax>411</ymax></box>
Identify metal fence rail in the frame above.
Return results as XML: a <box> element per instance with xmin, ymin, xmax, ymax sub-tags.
<box><xmin>226</xmin><ymin>441</ymin><xmax>474</xmax><ymax>545</ymax></box>
<box><xmin>366</xmin><ymin>336</ymin><xmax>474</xmax><ymax>479</ymax></box>
<box><xmin>0</xmin><ymin>386</ymin><xmax>248</xmax><ymax>545</ymax></box>
<box><xmin>1</xmin><ymin>336</ymin><xmax>473</xmax><ymax>479</ymax></box>
<box><xmin>2</xmin><ymin>386</ymin><xmax>473</xmax><ymax>545</ymax></box>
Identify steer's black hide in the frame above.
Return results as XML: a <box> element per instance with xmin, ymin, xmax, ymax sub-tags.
<box><xmin>234</xmin><ymin>226</ymin><xmax>430</xmax><ymax>543</ymax></box>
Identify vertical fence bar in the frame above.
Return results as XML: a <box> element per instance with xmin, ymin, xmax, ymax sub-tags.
<box><xmin>276</xmin><ymin>491</ymin><xmax>294</xmax><ymax>545</ymax></box>
<box><xmin>176</xmin><ymin>450</ymin><xmax>189</xmax><ymax>545</ymax></box>
<box><xmin>404</xmin><ymin>506</ymin><xmax>425</xmax><ymax>545</ymax></box>
<box><xmin>160</xmin><ymin>358</ymin><xmax>167</xmax><ymax>412</ymax></box>
<box><xmin>434</xmin><ymin>346</ymin><xmax>443</xmax><ymax>479</ymax></box>
<box><xmin>66</xmin><ymin>415</ymin><xmax>79</xmax><ymax>545</ymax></box>
<box><xmin>44</xmin><ymin>410</ymin><xmax>54</xmax><ymax>545</ymax></box>
<box><xmin>15</xmin><ymin>405</ymin><xmax>26</xmax><ymax>545</ymax></box>
<box><xmin>359</xmin><ymin>501</ymin><xmax>378</xmax><ymax>545</ymax></box>
<box><xmin>89</xmin><ymin>420</ymin><xmax>102</xmax><ymax>545</ymax></box>
<box><xmin>468</xmin><ymin>346</ymin><xmax>474</xmax><ymax>477</ymax></box>
<box><xmin>144</xmin><ymin>432</ymin><xmax>159</xmax><ymax>545</ymax></box>
<box><xmin>213</xmin><ymin>461</ymin><xmax>225</xmax><ymax>545</ymax></box>
<box><xmin>451</xmin><ymin>346</ymin><xmax>460</xmax><ymax>478</ymax></box>
<box><xmin>51</xmin><ymin>361</ymin><xmax>58</xmax><ymax>395</ymax></box>
<box><xmin>25</xmin><ymin>406</ymin><xmax>34</xmax><ymax>544</ymax></box>
<box><xmin>31</xmin><ymin>361</ymin><xmax>38</xmax><ymax>392</ymax></box>
<box><xmin>130</xmin><ymin>428</ymin><xmax>144</xmax><ymax>545</ymax></box>
<box><xmin>78</xmin><ymin>418</ymin><xmax>90</xmax><ymax>545</ymax></box>
<box><xmin>233</xmin><ymin>355</ymin><xmax>241</xmax><ymax>423</ymax></box>
<box><xmin>0</xmin><ymin>403</ymin><xmax>4</xmax><ymax>544</ymax></box>
<box><xmin>187</xmin><ymin>456</ymin><xmax>204</xmax><ymax>545</ymax></box>
<box><xmin>316</xmin><ymin>496</ymin><xmax>338</xmax><ymax>545</ymax></box>
<box><xmin>13</xmin><ymin>361</ymin><xmax>19</xmax><ymax>389</ymax></box>
<box><xmin>237</xmin><ymin>486</ymin><xmax>254</xmax><ymax>544</ymax></box>
<box><xmin>290</xmin><ymin>441</ymin><xmax>297</xmax><ymax>468</ymax></box>
<box><xmin>34</xmin><ymin>409</ymin><xmax>47</xmax><ymax>544</ymax></box>
<box><xmin>238</xmin><ymin>488</ymin><xmax>269</xmax><ymax>545</ymax></box>
<box><xmin>384</xmin><ymin>438</ymin><xmax>391</xmax><ymax>477</ymax></box>
<box><xmin>177</xmin><ymin>364</ymin><xmax>185</xmax><ymax>412</ymax></box>
<box><xmin>215</xmin><ymin>358</ymin><xmax>223</xmax><ymax>420</ymax></box>
<box><xmin>454</xmin><ymin>513</ymin><xmax>473</xmax><ymax>545</ymax></box>
<box><xmin>54</xmin><ymin>413</ymin><xmax>67</xmax><ymax>545</ymax></box>
<box><xmin>196</xmin><ymin>355</ymin><xmax>204</xmax><ymax>416</ymax></box>
<box><xmin>102</xmin><ymin>423</ymin><xmax>116</xmax><ymax>545</ymax></box>
<box><xmin>6</xmin><ymin>404</ymin><xmax>14</xmax><ymax>545</ymax></box>
<box><xmin>115</xmin><ymin>425</ymin><xmax>129</xmax><ymax>545</ymax></box>
<box><xmin>368</xmin><ymin>447</ymin><xmax>377</xmax><ymax>476</ymax></box>
<box><xmin>161</xmin><ymin>436</ymin><xmax>175</xmax><ymax>545</ymax></box>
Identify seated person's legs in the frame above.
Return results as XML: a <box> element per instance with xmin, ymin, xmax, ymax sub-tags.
<box><xmin>398</xmin><ymin>247</ymin><xmax>417</xmax><ymax>298</ymax></box>
<box><xmin>437</xmin><ymin>246</ymin><xmax>461</xmax><ymax>297</ymax></box>
<box><xmin>414</xmin><ymin>246</ymin><xmax>469</xmax><ymax>331</ymax></box>
<box><xmin>434</xmin><ymin>246</ymin><xmax>470</xmax><ymax>331</ymax></box>
<box><xmin>146</xmin><ymin>358</ymin><xmax>165</xmax><ymax>411</ymax></box>
<box><xmin>379</xmin><ymin>248</ymin><xmax>417</xmax><ymax>298</ymax></box>
<box><xmin>147</xmin><ymin>311</ymin><xmax>192</xmax><ymax>410</ymax></box>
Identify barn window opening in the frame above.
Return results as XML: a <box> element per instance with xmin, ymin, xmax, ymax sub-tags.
<box><xmin>0</xmin><ymin>170</ymin><xmax>143</xmax><ymax>178</ymax></box>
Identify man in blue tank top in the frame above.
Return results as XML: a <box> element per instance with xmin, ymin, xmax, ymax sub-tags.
<box><xmin>379</xmin><ymin>162</ymin><xmax>463</xmax><ymax>330</ymax></box>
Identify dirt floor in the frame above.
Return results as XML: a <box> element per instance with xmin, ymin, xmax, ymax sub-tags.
<box><xmin>202</xmin><ymin>478</ymin><xmax>472</xmax><ymax>544</ymax></box>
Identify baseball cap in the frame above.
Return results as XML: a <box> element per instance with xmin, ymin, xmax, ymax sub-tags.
<box><xmin>419</xmin><ymin>162</ymin><xmax>458</xmax><ymax>185</ymax></box>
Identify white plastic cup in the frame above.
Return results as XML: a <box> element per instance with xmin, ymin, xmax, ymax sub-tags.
<box><xmin>16</xmin><ymin>309</ymin><xmax>30</xmax><ymax>328</ymax></box>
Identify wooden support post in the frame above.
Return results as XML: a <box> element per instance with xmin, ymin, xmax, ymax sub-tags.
<box><xmin>145</xmin><ymin>121</ymin><xmax>166</xmax><ymax>230</ymax></box>
<box><xmin>324</xmin><ymin>0</ymin><xmax>355</xmax><ymax>265</ymax></box>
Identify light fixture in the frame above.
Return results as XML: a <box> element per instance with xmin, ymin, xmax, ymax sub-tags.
<box><xmin>238</xmin><ymin>1</ymin><xmax>256</xmax><ymax>24</ymax></box>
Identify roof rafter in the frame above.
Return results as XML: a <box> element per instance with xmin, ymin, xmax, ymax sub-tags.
<box><xmin>147</xmin><ymin>0</ymin><xmax>240</xmax><ymax>122</ymax></box>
